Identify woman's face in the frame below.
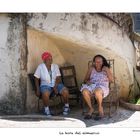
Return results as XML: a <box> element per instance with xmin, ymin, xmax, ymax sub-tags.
<box><xmin>94</xmin><ymin>57</ymin><xmax>103</xmax><ymax>69</ymax></box>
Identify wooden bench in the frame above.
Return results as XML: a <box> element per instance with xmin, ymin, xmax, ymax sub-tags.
<box><xmin>60</xmin><ymin>65</ymin><xmax>80</xmax><ymax>104</ymax></box>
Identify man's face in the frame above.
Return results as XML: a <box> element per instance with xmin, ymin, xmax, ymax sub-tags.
<box><xmin>45</xmin><ymin>56</ymin><xmax>53</xmax><ymax>65</ymax></box>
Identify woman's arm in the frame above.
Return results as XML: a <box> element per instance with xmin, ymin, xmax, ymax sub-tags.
<box><xmin>83</xmin><ymin>66</ymin><xmax>93</xmax><ymax>84</ymax></box>
<box><xmin>102</xmin><ymin>66</ymin><xmax>114</xmax><ymax>83</ymax></box>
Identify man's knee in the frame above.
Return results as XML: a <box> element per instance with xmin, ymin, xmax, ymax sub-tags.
<box><xmin>61</xmin><ymin>88</ymin><xmax>69</xmax><ymax>97</ymax></box>
<box><xmin>42</xmin><ymin>91</ymin><xmax>51</xmax><ymax>99</ymax></box>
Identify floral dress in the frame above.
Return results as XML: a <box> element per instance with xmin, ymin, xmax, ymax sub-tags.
<box><xmin>81</xmin><ymin>68</ymin><xmax>109</xmax><ymax>98</ymax></box>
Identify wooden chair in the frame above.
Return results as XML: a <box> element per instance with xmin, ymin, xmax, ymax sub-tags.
<box><xmin>82</xmin><ymin>59</ymin><xmax>119</xmax><ymax>117</ymax></box>
<box><xmin>28</xmin><ymin>73</ymin><xmax>63</xmax><ymax>114</ymax></box>
<box><xmin>60</xmin><ymin>65</ymin><xmax>80</xmax><ymax>104</ymax></box>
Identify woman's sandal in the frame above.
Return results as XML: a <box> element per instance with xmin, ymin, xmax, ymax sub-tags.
<box><xmin>94</xmin><ymin>114</ymin><xmax>104</xmax><ymax>121</ymax></box>
<box><xmin>94</xmin><ymin>107</ymin><xmax>104</xmax><ymax>120</ymax></box>
<box><xmin>84</xmin><ymin>112</ymin><xmax>94</xmax><ymax>119</ymax></box>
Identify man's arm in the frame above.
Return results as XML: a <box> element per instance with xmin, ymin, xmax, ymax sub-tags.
<box><xmin>53</xmin><ymin>76</ymin><xmax>61</xmax><ymax>94</ymax></box>
<box><xmin>34</xmin><ymin>77</ymin><xmax>40</xmax><ymax>97</ymax></box>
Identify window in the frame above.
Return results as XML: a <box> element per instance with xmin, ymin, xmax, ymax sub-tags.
<box><xmin>132</xmin><ymin>13</ymin><xmax>140</xmax><ymax>33</ymax></box>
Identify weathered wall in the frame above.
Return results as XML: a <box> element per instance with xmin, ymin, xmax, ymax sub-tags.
<box><xmin>0</xmin><ymin>14</ymin><xmax>27</xmax><ymax>115</ymax></box>
<box><xmin>27</xmin><ymin>13</ymin><xmax>136</xmax><ymax>98</ymax></box>
<box><xmin>102</xmin><ymin>13</ymin><xmax>132</xmax><ymax>35</ymax></box>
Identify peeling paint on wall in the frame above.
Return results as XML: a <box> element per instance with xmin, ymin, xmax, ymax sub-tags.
<box><xmin>0</xmin><ymin>14</ymin><xmax>27</xmax><ymax>115</ymax></box>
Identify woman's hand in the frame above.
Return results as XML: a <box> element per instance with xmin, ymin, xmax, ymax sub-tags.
<box><xmin>102</xmin><ymin>66</ymin><xmax>109</xmax><ymax>72</ymax></box>
<box><xmin>102</xmin><ymin>66</ymin><xmax>114</xmax><ymax>82</ymax></box>
<box><xmin>86</xmin><ymin>81</ymin><xmax>92</xmax><ymax>85</ymax></box>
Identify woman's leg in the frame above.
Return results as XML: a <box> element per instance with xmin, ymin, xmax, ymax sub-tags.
<box><xmin>82</xmin><ymin>89</ymin><xmax>94</xmax><ymax>115</ymax></box>
<box><xmin>94</xmin><ymin>88</ymin><xmax>104</xmax><ymax>117</ymax></box>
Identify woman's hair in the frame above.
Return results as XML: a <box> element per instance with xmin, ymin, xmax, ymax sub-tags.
<box><xmin>93</xmin><ymin>54</ymin><xmax>110</xmax><ymax>68</ymax></box>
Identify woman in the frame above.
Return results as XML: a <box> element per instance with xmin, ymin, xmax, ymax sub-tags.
<box><xmin>34</xmin><ymin>51</ymin><xmax>70</xmax><ymax>117</ymax></box>
<box><xmin>81</xmin><ymin>54</ymin><xmax>113</xmax><ymax>120</ymax></box>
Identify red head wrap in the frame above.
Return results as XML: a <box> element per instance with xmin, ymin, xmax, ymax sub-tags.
<box><xmin>41</xmin><ymin>51</ymin><xmax>52</xmax><ymax>61</ymax></box>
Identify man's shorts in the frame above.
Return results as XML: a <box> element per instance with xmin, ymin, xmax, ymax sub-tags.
<box><xmin>40</xmin><ymin>83</ymin><xmax>66</xmax><ymax>95</ymax></box>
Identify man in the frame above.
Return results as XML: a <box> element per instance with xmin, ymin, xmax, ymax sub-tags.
<box><xmin>34</xmin><ymin>51</ymin><xmax>70</xmax><ymax>117</ymax></box>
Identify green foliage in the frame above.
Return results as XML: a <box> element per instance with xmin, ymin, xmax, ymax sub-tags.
<box><xmin>136</xmin><ymin>98</ymin><xmax>140</xmax><ymax>105</ymax></box>
<box><xmin>129</xmin><ymin>98</ymin><xmax>136</xmax><ymax>104</ymax></box>
<box><xmin>128</xmin><ymin>68</ymin><xmax>140</xmax><ymax>105</ymax></box>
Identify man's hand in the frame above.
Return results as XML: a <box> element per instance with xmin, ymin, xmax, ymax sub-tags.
<box><xmin>53</xmin><ymin>86</ymin><xmax>58</xmax><ymax>95</ymax></box>
<box><xmin>34</xmin><ymin>77</ymin><xmax>40</xmax><ymax>97</ymax></box>
<box><xmin>35</xmin><ymin>90</ymin><xmax>40</xmax><ymax>97</ymax></box>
